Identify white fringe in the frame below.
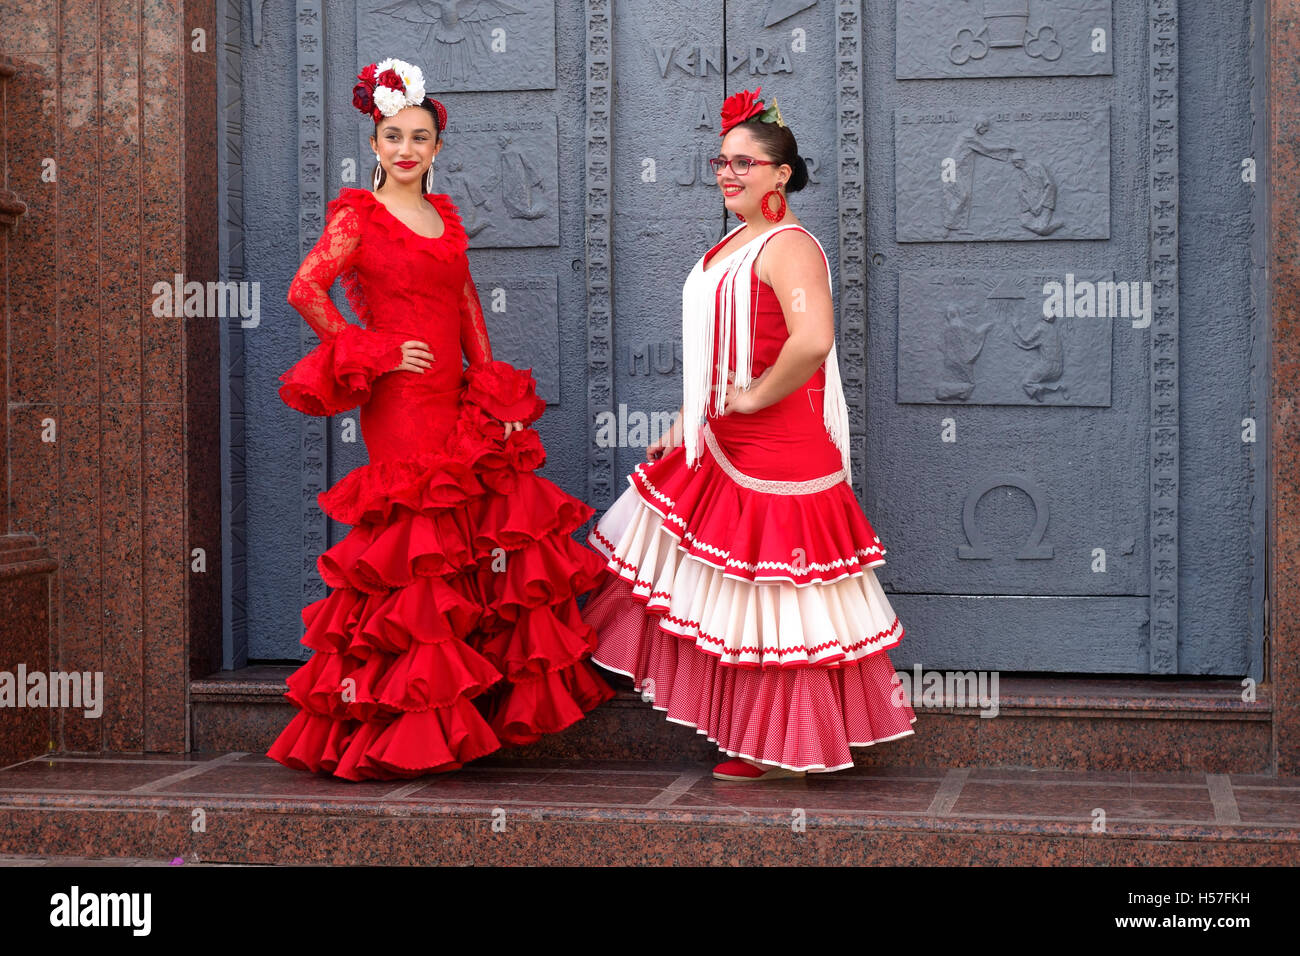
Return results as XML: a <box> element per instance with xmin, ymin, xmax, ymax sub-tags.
<box><xmin>681</xmin><ymin>224</ymin><xmax>853</xmax><ymax>486</ymax></box>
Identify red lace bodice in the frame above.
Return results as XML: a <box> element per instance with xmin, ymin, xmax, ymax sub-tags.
<box><xmin>279</xmin><ymin>188</ymin><xmax>545</xmax><ymax>465</ymax></box>
<box><xmin>286</xmin><ymin>187</ymin><xmax>491</xmax><ymax>384</ymax></box>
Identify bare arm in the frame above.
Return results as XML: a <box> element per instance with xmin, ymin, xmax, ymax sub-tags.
<box><xmin>646</xmin><ymin>403</ymin><xmax>686</xmax><ymax>461</ymax></box>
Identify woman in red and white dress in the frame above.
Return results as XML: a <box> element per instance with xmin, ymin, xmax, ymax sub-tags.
<box><xmin>582</xmin><ymin>88</ymin><xmax>917</xmax><ymax>780</ymax></box>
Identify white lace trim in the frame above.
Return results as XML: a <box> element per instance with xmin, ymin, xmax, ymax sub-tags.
<box><xmin>637</xmin><ymin>474</ymin><xmax>675</xmax><ymax>511</ymax></box>
<box><xmin>671</xmin><ymin>525</ymin><xmax>882</xmax><ymax>574</ymax></box>
<box><xmin>585</xmin><ymin>493</ymin><xmax>905</xmax><ymax>674</ymax></box>
<box><xmin>702</xmin><ymin>421</ymin><xmax>847</xmax><ymax>495</ymax></box>
<box><xmin>631</xmin><ymin>471</ymin><xmax>687</xmax><ymax>527</ymax></box>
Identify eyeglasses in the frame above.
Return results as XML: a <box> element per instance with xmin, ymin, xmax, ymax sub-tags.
<box><xmin>708</xmin><ymin>156</ymin><xmax>777</xmax><ymax>176</ymax></box>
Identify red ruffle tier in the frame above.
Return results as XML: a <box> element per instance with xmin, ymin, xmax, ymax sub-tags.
<box><xmin>268</xmin><ymin>362</ymin><xmax>615</xmax><ymax>780</ymax></box>
<box><xmin>583</xmin><ymin>573</ymin><xmax>916</xmax><ymax>772</ymax></box>
<box><xmin>619</xmin><ymin>430</ymin><xmax>887</xmax><ymax>585</ymax></box>
<box><xmin>278</xmin><ymin>322</ymin><xmax>411</xmax><ymax>418</ymax></box>
<box><xmin>582</xmin><ymin>436</ymin><xmax>917</xmax><ymax>772</ymax></box>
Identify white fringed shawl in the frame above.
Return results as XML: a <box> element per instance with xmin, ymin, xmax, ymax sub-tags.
<box><xmin>681</xmin><ymin>223</ymin><xmax>853</xmax><ymax>484</ymax></box>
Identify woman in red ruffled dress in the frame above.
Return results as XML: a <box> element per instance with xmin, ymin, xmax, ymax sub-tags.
<box><xmin>267</xmin><ymin>59</ymin><xmax>613</xmax><ymax>780</ymax></box>
<box><xmin>582</xmin><ymin>88</ymin><xmax>917</xmax><ymax>780</ymax></box>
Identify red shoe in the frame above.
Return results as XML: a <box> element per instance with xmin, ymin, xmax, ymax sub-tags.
<box><xmin>712</xmin><ymin>757</ymin><xmax>807</xmax><ymax>782</ymax></box>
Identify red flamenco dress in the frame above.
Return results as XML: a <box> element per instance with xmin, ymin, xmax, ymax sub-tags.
<box><xmin>267</xmin><ymin>187</ymin><xmax>613</xmax><ymax>780</ymax></box>
<box><xmin>581</xmin><ymin>224</ymin><xmax>917</xmax><ymax>772</ymax></box>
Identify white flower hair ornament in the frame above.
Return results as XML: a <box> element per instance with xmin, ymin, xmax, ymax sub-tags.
<box><xmin>352</xmin><ymin>58</ymin><xmax>446</xmax><ymax>130</ymax></box>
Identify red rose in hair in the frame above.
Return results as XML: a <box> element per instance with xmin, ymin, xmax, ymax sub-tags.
<box><xmin>376</xmin><ymin>68</ymin><xmax>404</xmax><ymax>92</ymax></box>
<box><xmin>358</xmin><ymin>63</ymin><xmax>377</xmax><ymax>83</ymax></box>
<box><xmin>720</xmin><ymin>87</ymin><xmax>765</xmax><ymax>136</ymax></box>
<box><xmin>352</xmin><ymin>81</ymin><xmax>374</xmax><ymax>115</ymax></box>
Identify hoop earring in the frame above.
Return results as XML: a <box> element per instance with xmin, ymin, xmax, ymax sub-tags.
<box><xmin>761</xmin><ymin>188</ymin><xmax>786</xmax><ymax>223</ymax></box>
<box><xmin>373</xmin><ymin>162</ymin><xmax>384</xmax><ymax>191</ymax></box>
<box><xmin>424</xmin><ymin>163</ymin><xmax>434</xmax><ymax>193</ymax></box>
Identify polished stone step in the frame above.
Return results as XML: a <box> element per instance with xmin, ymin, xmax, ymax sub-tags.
<box><xmin>190</xmin><ymin>666</ymin><xmax>1275</xmax><ymax>773</ymax></box>
<box><xmin>0</xmin><ymin>752</ymin><xmax>1295</xmax><ymax>865</ymax></box>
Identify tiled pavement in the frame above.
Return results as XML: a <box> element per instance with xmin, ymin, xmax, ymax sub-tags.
<box><xmin>0</xmin><ymin>752</ymin><xmax>1296</xmax><ymax>865</ymax></box>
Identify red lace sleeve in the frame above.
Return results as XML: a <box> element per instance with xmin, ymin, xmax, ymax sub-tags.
<box><xmin>456</xmin><ymin>261</ymin><xmax>544</xmax><ymax>426</ymax></box>
<box><xmin>287</xmin><ymin>204</ymin><xmax>361</xmax><ymax>340</ymax></box>
<box><xmin>459</xmin><ymin>273</ymin><xmax>493</xmax><ymax>368</ymax></box>
<box><xmin>278</xmin><ymin>202</ymin><xmax>408</xmax><ymax>416</ymax></box>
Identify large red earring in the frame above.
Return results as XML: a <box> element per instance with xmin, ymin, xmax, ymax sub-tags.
<box><xmin>761</xmin><ymin>188</ymin><xmax>786</xmax><ymax>223</ymax></box>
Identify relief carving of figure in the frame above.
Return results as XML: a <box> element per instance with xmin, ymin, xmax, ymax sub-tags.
<box><xmin>1008</xmin><ymin>308</ymin><xmax>1067</xmax><ymax>401</ymax></box>
<box><xmin>935</xmin><ymin>303</ymin><xmax>994</xmax><ymax>401</ymax></box>
<box><xmin>498</xmin><ymin>134</ymin><xmax>547</xmax><ymax>220</ymax></box>
<box><xmin>1011</xmin><ymin>150</ymin><xmax>1064</xmax><ymax>236</ymax></box>
<box><xmin>373</xmin><ymin>0</ymin><xmax>525</xmax><ymax>84</ymax></box>
<box><xmin>942</xmin><ymin>115</ymin><xmax>1020</xmax><ymax>234</ymax></box>
<box><xmin>442</xmin><ymin>157</ymin><xmax>493</xmax><ymax>237</ymax></box>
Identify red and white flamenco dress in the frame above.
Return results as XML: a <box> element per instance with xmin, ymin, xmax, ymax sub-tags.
<box><xmin>267</xmin><ymin>186</ymin><xmax>613</xmax><ymax>780</ymax></box>
<box><xmin>581</xmin><ymin>223</ymin><xmax>917</xmax><ymax>772</ymax></box>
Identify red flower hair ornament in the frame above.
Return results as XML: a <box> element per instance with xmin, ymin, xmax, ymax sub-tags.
<box><xmin>353</xmin><ymin>57</ymin><xmax>447</xmax><ymax>131</ymax></box>
<box><xmin>719</xmin><ymin>86</ymin><xmax>786</xmax><ymax>136</ymax></box>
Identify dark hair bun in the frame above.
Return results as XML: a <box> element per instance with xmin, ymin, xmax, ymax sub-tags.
<box><xmin>787</xmin><ymin>154</ymin><xmax>809</xmax><ymax>193</ymax></box>
<box><xmin>736</xmin><ymin>118</ymin><xmax>808</xmax><ymax>193</ymax></box>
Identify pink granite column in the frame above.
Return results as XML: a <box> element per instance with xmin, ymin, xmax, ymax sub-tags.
<box><xmin>0</xmin><ymin>51</ymin><xmax>57</xmax><ymax>766</ymax></box>
<box><xmin>184</xmin><ymin>0</ymin><xmax>223</xmax><ymax>695</ymax></box>
<box><xmin>0</xmin><ymin>0</ymin><xmax>220</xmax><ymax>755</ymax></box>
<box><xmin>1271</xmin><ymin>0</ymin><xmax>1300</xmax><ymax>776</ymax></box>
